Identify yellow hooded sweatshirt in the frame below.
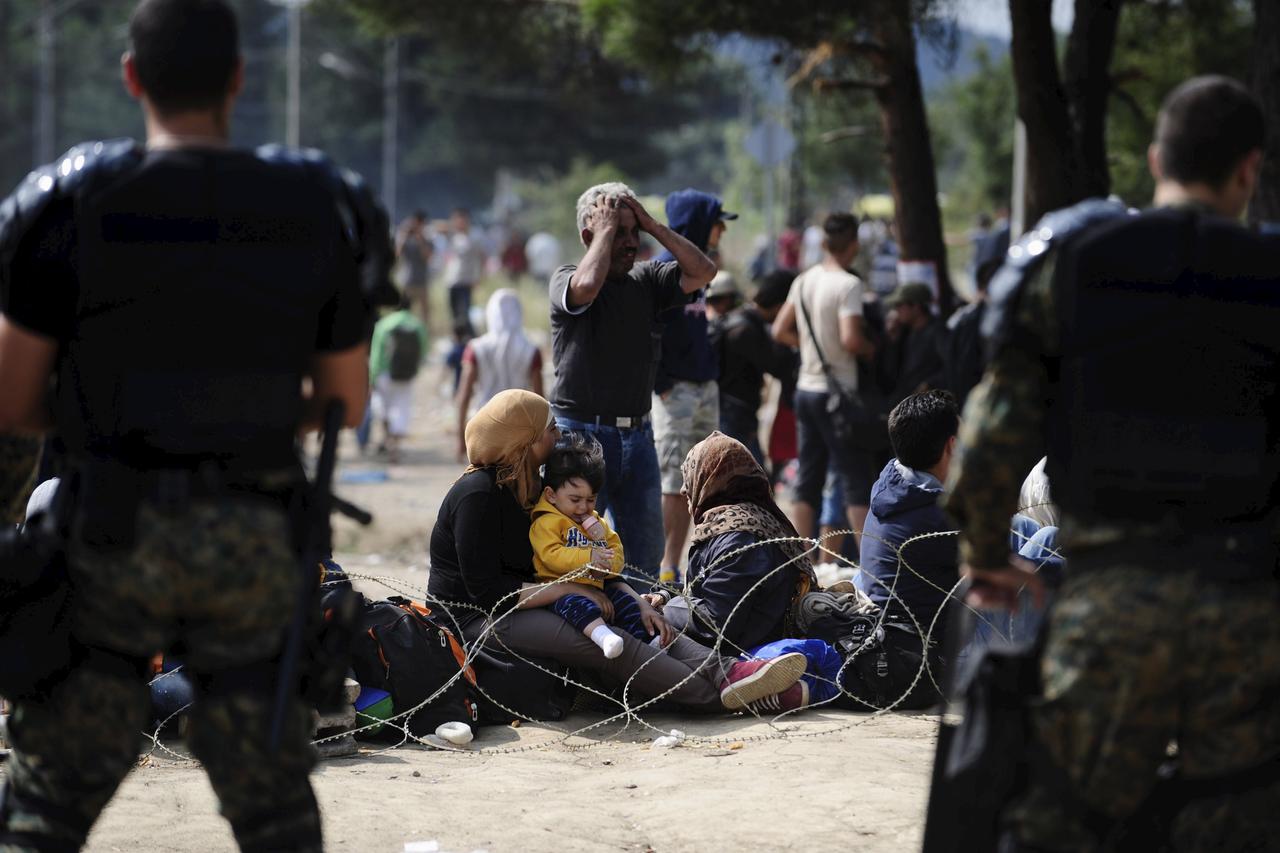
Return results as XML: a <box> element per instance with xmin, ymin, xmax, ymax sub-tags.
<box><xmin>529</xmin><ymin>494</ymin><xmax>624</xmax><ymax>588</ymax></box>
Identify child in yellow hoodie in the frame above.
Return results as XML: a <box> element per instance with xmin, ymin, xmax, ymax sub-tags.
<box><xmin>530</xmin><ymin>435</ymin><xmax>657</xmax><ymax>658</ymax></box>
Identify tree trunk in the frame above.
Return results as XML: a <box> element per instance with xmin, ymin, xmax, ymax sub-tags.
<box><xmin>788</xmin><ymin>86</ymin><xmax>808</xmax><ymax>229</ymax></box>
<box><xmin>0</xmin><ymin>1</ymin><xmax>13</xmax><ymax>176</ymax></box>
<box><xmin>1063</xmin><ymin>0</ymin><xmax>1122</xmax><ymax>199</ymax></box>
<box><xmin>1249</xmin><ymin>0</ymin><xmax>1280</xmax><ymax>223</ymax></box>
<box><xmin>866</xmin><ymin>0</ymin><xmax>954</xmax><ymax>312</ymax></box>
<box><xmin>1010</xmin><ymin>0</ymin><xmax>1081</xmax><ymax>227</ymax></box>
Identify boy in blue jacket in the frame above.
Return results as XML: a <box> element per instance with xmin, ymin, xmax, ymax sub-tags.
<box><xmin>846</xmin><ymin>390</ymin><xmax>959</xmax><ymax>710</ymax></box>
<box><xmin>858</xmin><ymin>390</ymin><xmax>960</xmax><ymax>626</ymax></box>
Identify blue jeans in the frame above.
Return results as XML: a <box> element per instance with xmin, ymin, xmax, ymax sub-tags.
<box><xmin>963</xmin><ymin>525</ymin><xmax>1062</xmax><ymax>662</ymax></box>
<box><xmin>555</xmin><ymin>418</ymin><xmax>664</xmax><ymax>578</ymax></box>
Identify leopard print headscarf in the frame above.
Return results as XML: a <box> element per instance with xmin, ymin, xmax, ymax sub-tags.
<box><xmin>682</xmin><ymin>432</ymin><xmax>817</xmax><ymax>589</ymax></box>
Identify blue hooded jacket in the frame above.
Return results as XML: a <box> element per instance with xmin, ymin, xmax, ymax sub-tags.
<box><xmin>654</xmin><ymin>189</ymin><xmax>724</xmax><ymax>393</ymax></box>
<box><xmin>859</xmin><ymin>459</ymin><xmax>959</xmax><ymax>625</ymax></box>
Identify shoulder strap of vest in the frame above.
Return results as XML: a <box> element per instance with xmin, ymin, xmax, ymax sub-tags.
<box><xmin>255</xmin><ymin>144</ymin><xmax>398</xmax><ymax>313</ymax></box>
<box><xmin>0</xmin><ymin>139</ymin><xmax>141</xmax><ymax>305</ymax></box>
<box><xmin>980</xmin><ymin>197</ymin><xmax>1133</xmax><ymax>358</ymax></box>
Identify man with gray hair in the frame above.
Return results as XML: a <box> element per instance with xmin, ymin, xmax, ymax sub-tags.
<box><xmin>548</xmin><ymin>182</ymin><xmax>717</xmax><ymax>577</ymax></box>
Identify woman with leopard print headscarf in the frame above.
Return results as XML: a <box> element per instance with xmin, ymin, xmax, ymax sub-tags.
<box><xmin>648</xmin><ymin>432</ymin><xmax>819</xmax><ymax>654</ymax></box>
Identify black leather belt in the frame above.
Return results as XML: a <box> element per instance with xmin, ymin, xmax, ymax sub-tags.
<box><xmin>552</xmin><ymin>409</ymin><xmax>650</xmax><ymax>430</ymax></box>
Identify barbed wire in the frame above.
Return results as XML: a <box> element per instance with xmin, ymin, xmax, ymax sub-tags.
<box><xmin>139</xmin><ymin>506</ymin><xmax>1063</xmax><ymax>765</ymax></box>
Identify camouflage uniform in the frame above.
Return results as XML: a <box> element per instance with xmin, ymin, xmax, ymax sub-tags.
<box><xmin>943</xmin><ymin>236</ymin><xmax>1280</xmax><ymax>851</ymax></box>
<box><xmin>0</xmin><ymin>436</ymin><xmax>40</xmax><ymax>524</ymax></box>
<box><xmin>2</xmin><ymin>501</ymin><xmax>319</xmax><ymax>852</ymax></box>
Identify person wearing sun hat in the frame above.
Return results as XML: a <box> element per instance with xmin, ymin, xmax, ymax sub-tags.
<box><xmin>880</xmin><ymin>281</ymin><xmax>945</xmax><ymax>408</ymax></box>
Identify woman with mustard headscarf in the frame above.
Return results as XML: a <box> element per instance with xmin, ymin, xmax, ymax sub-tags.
<box><xmin>429</xmin><ymin>390</ymin><xmax>809</xmax><ymax>714</ymax></box>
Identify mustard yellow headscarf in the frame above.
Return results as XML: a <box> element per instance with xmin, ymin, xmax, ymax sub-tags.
<box><xmin>463</xmin><ymin>389</ymin><xmax>552</xmax><ymax>510</ymax></box>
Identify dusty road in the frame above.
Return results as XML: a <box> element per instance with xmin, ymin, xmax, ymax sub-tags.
<box><xmin>73</xmin><ymin>364</ymin><xmax>939</xmax><ymax>853</ymax></box>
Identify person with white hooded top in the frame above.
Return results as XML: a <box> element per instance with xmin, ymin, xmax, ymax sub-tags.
<box><xmin>455</xmin><ymin>288</ymin><xmax>544</xmax><ymax>460</ymax></box>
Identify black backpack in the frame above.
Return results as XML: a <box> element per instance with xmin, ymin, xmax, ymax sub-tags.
<box><xmin>387</xmin><ymin>325</ymin><xmax>423</xmax><ymax>381</ymax></box>
<box><xmin>350</xmin><ymin>595</ymin><xmax>480</xmax><ymax>736</ymax></box>
<box><xmin>834</xmin><ymin>614</ymin><xmax>942</xmax><ymax>712</ymax></box>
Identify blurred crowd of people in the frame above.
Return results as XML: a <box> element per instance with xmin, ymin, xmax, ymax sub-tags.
<box><xmin>384</xmin><ymin>184</ymin><xmax>1016</xmax><ymax>585</ymax></box>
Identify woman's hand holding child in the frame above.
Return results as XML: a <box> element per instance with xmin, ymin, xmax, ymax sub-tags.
<box><xmin>638</xmin><ymin>598</ymin><xmax>675</xmax><ymax>647</ymax></box>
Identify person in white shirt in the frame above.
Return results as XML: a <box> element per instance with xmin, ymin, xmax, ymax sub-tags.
<box><xmin>772</xmin><ymin>212</ymin><xmax>878</xmax><ymax>548</ymax></box>
<box><xmin>454</xmin><ymin>289</ymin><xmax>544</xmax><ymax>460</ymax></box>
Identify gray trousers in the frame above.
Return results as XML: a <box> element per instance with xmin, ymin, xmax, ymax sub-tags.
<box><xmin>469</xmin><ymin>607</ymin><xmax>736</xmax><ymax>713</ymax></box>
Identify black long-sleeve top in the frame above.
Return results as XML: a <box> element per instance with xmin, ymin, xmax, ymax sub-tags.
<box><xmin>428</xmin><ymin>468</ymin><xmax>536</xmax><ymax>613</ymax></box>
<box><xmin>710</xmin><ymin>305</ymin><xmax>798</xmax><ymax>411</ymax></box>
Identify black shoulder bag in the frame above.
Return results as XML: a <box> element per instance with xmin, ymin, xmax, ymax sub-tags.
<box><xmin>796</xmin><ymin>274</ymin><xmax>889</xmax><ymax>451</ymax></box>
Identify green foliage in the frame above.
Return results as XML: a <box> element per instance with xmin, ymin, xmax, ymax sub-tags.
<box><xmin>789</xmin><ymin>85</ymin><xmax>888</xmax><ymax>218</ymax></box>
<box><xmin>807</xmin><ymin>85</ymin><xmax>888</xmax><ymax>185</ymax></box>
<box><xmin>0</xmin><ymin>0</ymin><xmax>139</xmax><ymax>193</ymax></box>
<box><xmin>1107</xmin><ymin>0</ymin><xmax>1253</xmax><ymax>204</ymax></box>
<box><xmin>582</xmin><ymin>0</ymin><xmax>865</xmax><ymax>70</ymax></box>
<box><xmin>930</xmin><ymin>46</ymin><xmax>1015</xmax><ymax>216</ymax></box>
<box><xmin>928</xmin><ymin>0</ymin><xmax>1252</xmax><ymax>223</ymax></box>
<box><xmin>53</xmin><ymin>1</ymin><xmax>141</xmax><ymax>146</ymax></box>
<box><xmin>0</xmin><ymin>0</ymin><xmax>321</xmax><ymax>191</ymax></box>
<box><xmin>509</xmin><ymin>158</ymin><xmax>636</xmax><ymax>246</ymax></box>
<box><xmin>583</xmin><ymin>0</ymin><xmax>896</xmax><ymax>227</ymax></box>
<box><xmin>0</xmin><ymin>0</ymin><xmax>740</xmax><ymax>216</ymax></box>
<box><xmin>345</xmin><ymin>0</ymin><xmax>739</xmax><ymax>209</ymax></box>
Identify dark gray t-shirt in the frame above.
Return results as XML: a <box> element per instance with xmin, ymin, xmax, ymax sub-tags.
<box><xmin>549</xmin><ymin>259</ymin><xmax>685</xmax><ymax>417</ymax></box>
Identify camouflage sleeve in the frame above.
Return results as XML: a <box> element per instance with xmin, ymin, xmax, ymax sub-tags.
<box><xmin>0</xmin><ymin>434</ymin><xmax>41</xmax><ymax>524</ymax></box>
<box><xmin>942</xmin><ymin>256</ymin><xmax>1059</xmax><ymax>568</ymax></box>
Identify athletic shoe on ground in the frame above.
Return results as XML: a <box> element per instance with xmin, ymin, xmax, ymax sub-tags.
<box><xmin>719</xmin><ymin>652</ymin><xmax>807</xmax><ymax>711</ymax></box>
<box><xmin>746</xmin><ymin>679</ymin><xmax>810</xmax><ymax>716</ymax></box>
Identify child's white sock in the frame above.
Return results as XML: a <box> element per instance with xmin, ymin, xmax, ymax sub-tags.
<box><xmin>590</xmin><ymin>624</ymin><xmax>624</xmax><ymax>659</ymax></box>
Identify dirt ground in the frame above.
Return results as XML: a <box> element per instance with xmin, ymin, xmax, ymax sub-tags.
<box><xmin>73</xmin><ymin>363</ymin><xmax>939</xmax><ymax>853</ymax></box>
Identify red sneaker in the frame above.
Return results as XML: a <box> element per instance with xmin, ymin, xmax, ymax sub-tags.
<box><xmin>746</xmin><ymin>679</ymin><xmax>810</xmax><ymax>715</ymax></box>
<box><xmin>719</xmin><ymin>652</ymin><xmax>807</xmax><ymax>710</ymax></box>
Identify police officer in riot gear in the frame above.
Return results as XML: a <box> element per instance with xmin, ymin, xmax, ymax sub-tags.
<box><xmin>0</xmin><ymin>1</ymin><xmax>375</xmax><ymax>849</ymax></box>
<box><xmin>943</xmin><ymin>75</ymin><xmax>1280</xmax><ymax>850</ymax></box>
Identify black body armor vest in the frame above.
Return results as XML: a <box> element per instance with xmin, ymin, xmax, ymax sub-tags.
<box><xmin>0</xmin><ymin>141</ymin><xmax>387</xmax><ymax>471</ymax></box>
<box><xmin>1047</xmin><ymin>207</ymin><xmax>1280</xmax><ymax>533</ymax></box>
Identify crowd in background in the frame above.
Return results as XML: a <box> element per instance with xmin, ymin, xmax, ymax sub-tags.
<box><xmin>364</xmin><ymin>179</ymin><xmax>1060</xmax><ymax>720</ymax></box>
<box><xmin>383</xmin><ymin>185</ymin><xmax>1032</xmax><ymax>586</ymax></box>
